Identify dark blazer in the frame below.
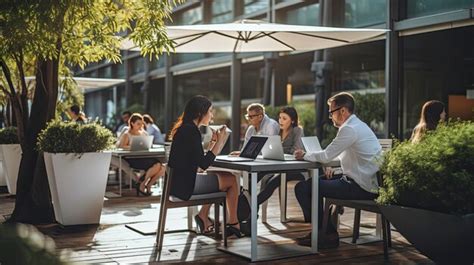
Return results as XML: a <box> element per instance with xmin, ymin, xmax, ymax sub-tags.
<box><xmin>168</xmin><ymin>122</ymin><xmax>216</xmax><ymax>200</ymax></box>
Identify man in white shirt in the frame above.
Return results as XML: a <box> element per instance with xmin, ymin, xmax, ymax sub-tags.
<box><xmin>294</xmin><ymin>92</ymin><xmax>382</xmax><ymax>248</ymax></box>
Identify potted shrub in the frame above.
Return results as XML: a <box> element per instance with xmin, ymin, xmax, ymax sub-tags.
<box><xmin>38</xmin><ymin>121</ymin><xmax>114</xmax><ymax>226</ymax></box>
<box><xmin>0</xmin><ymin>127</ymin><xmax>22</xmax><ymax>194</ymax></box>
<box><xmin>377</xmin><ymin>121</ymin><xmax>474</xmax><ymax>264</ymax></box>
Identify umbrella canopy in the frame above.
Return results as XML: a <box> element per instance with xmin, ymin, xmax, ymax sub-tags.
<box><xmin>123</xmin><ymin>20</ymin><xmax>388</xmax><ymax>53</ymax></box>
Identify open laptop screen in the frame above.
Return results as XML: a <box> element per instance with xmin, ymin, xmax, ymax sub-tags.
<box><xmin>241</xmin><ymin>136</ymin><xmax>268</xmax><ymax>159</ymax></box>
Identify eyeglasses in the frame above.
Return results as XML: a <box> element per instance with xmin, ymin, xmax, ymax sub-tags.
<box><xmin>245</xmin><ymin>113</ymin><xmax>262</xmax><ymax>120</ymax></box>
<box><xmin>328</xmin><ymin>107</ymin><xmax>342</xmax><ymax>118</ymax></box>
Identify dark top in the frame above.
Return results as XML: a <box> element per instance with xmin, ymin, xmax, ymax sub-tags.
<box><xmin>168</xmin><ymin>122</ymin><xmax>216</xmax><ymax>200</ymax></box>
<box><xmin>281</xmin><ymin>126</ymin><xmax>304</xmax><ymax>154</ymax></box>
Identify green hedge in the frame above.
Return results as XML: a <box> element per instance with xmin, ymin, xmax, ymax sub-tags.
<box><xmin>37</xmin><ymin>120</ymin><xmax>114</xmax><ymax>153</ymax></box>
<box><xmin>378</xmin><ymin>121</ymin><xmax>474</xmax><ymax>215</ymax></box>
<box><xmin>0</xmin><ymin>127</ymin><xmax>19</xmax><ymax>144</ymax></box>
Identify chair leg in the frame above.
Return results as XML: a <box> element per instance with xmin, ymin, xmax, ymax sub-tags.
<box><xmin>352</xmin><ymin>209</ymin><xmax>361</xmax><ymax>244</ymax></box>
<box><xmin>223</xmin><ymin>199</ymin><xmax>227</xmax><ymax>247</ymax></box>
<box><xmin>381</xmin><ymin>216</ymin><xmax>389</xmax><ymax>259</ymax></box>
<box><xmin>156</xmin><ymin>200</ymin><xmax>168</xmax><ymax>251</ymax></box>
<box><xmin>321</xmin><ymin>199</ymin><xmax>331</xmax><ymax>237</ymax></box>
<box><xmin>214</xmin><ymin>202</ymin><xmax>220</xmax><ymax>239</ymax></box>
<box><xmin>386</xmin><ymin>220</ymin><xmax>392</xmax><ymax>247</ymax></box>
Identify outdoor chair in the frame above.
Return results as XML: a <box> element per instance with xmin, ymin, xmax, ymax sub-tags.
<box><xmin>156</xmin><ymin>166</ymin><xmax>227</xmax><ymax>251</ymax></box>
<box><xmin>110</xmin><ymin>156</ymin><xmax>145</xmax><ymax>188</ymax></box>
<box><xmin>321</xmin><ymin>139</ymin><xmax>393</xmax><ymax>258</ymax></box>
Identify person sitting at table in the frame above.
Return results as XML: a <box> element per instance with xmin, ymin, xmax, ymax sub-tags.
<box><xmin>168</xmin><ymin>95</ymin><xmax>242</xmax><ymax>237</ymax></box>
<box><xmin>228</xmin><ymin>103</ymin><xmax>280</xmax><ymax>207</ymax></box>
<box><xmin>231</xmin><ymin>103</ymin><xmax>280</xmax><ymax>154</ymax></box>
<box><xmin>293</xmin><ymin>92</ymin><xmax>382</xmax><ymax>249</ymax></box>
<box><xmin>257</xmin><ymin>106</ymin><xmax>305</xmax><ymax>205</ymax></box>
<box><xmin>143</xmin><ymin>114</ymin><xmax>165</xmax><ymax>144</ymax></box>
<box><xmin>410</xmin><ymin>100</ymin><xmax>446</xmax><ymax>143</ymax></box>
<box><xmin>117</xmin><ymin>113</ymin><xmax>165</xmax><ymax>196</ymax></box>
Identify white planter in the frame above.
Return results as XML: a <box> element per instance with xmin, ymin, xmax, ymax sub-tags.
<box><xmin>0</xmin><ymin>163</ymin><xmax>6</xmax><ymax>186</ymax></box>
<box><xmin>0</xmin><ymin>144</ymin><xmax>22</xmax><ymax>194</ymax></box>
<box><xmin>44</xmin><ymin>152</ymin><xmax>112</xmax><ymax>226</ymax></box>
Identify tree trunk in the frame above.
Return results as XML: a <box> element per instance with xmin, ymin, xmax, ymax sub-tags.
<box><xmin>8</xmin><ymin>59</ymin><xmax>58</xmax><ymax>224</ymax></box>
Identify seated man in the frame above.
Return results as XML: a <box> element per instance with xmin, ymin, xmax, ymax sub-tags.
<box><xmin>294</xmin><ymin>92</ymin><xmax>381</xmax><ymax>248</ymax></box>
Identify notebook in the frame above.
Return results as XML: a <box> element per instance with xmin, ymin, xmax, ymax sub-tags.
<box><xmin>216</xmin><ymin>136</ymin><xmax>268</xmax><ymax>162</ymax></box>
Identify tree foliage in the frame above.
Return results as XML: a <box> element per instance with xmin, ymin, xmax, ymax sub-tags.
<box><xmin>0</xmin><ymin>0</ymin><xmax>181</xmax><ymax>224</ymax></box>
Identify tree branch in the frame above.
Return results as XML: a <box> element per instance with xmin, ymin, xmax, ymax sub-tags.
<box><xmin>0</xmin><ymin>59</ymin><xmax>17</xmax><ymax>97</ymax></box>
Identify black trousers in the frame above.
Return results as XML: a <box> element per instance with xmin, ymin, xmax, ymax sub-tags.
<box><xmin>247</xmin><ymin>172</ymin><xmax>305</xmax><ymax>206</ymax></box>
<box><xmin>294</xmin><ymin>175</ymin><xmax>378</xmax><ymax>232</ymax></box>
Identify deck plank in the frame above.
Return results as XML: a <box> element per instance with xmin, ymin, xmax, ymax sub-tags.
<box><xmin>0</xmin><ymin>181</ymin><xmax>433</xmax><ymax>264</ymax></box>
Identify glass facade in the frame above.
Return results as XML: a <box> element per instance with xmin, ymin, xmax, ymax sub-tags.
<box><xmin>130</xmin><ymin>56</ymin><xmax>145</xmax><ymax>75</ymax></box>
<box><xmin>282</xmin><ymin>3</ymin><xmax>320</xmax><ymax>26</ymax></box>
<box><xmin>172</xmin><ymin>67</ymin><xmax>231</xmax><ymax>120</ymax></box>
<box><xmin>241</xmin><ymin>61</ymin><xmax>264</xmax><ymax>99</ymax></box>
<box><xmin>345</xmin><ymin>0</ymin><xmax>386</xmax><ymax>27</ymax></box>
<box><xmin>211</xmin><ymin>0</ymin><xmax>233</xmax><ymax>23</ymax></box>
<box><xmin>244</xmin><ymin>0</ymin><xmax>268</xmax><ymax>15</ymax></box>
<box><xmin>407</xmin><ymin>0</ymin><xmax>474</xmax><ymax>18</ymax></box>
<box><xmin>402</xmin><ymin>26</ymin><xmax>474</xmax><ymax>138</ymax></box>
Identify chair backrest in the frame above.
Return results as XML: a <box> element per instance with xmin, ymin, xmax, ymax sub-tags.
<box><xmin>378</xmin><ymin>139</ymin><xmax>393</xmax><ymax>152</ymax></box>
<box><xmin>377</xmin><ymin>139</ymin><xmax>393</xmax><ymax>187</ymax></box>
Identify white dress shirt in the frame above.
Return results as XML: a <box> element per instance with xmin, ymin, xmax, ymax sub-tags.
<box><xmin>303</xmin><ymin>115</ymin><xmax>382</xmax><ymax>193</ymax></box>
<box><xmin>243</xmin><ymin>114</ymin><xmax>280</xmax><ymax>147</ymax></box>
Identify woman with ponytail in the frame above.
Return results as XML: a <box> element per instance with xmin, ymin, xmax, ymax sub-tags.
<box><xmin>168</xmin><ymin>95</ymin><xmax>242</xmax><ymax>238</ymax></box>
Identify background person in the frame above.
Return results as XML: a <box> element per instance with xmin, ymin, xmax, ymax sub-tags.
<box><xmin>410</xmin><ymin>100</ymin><xmax>446</xmax><ymax>143</ymax></box>
<box><xmin>67</xmin><ymin>105</ymin><xmax>87</xmax><ymax>124</ymax></box>
<box><xmin>143</xmin><ymin>114</ymin><xmax>165</xmax><ymax>144</ymax></box>
<box><xmin>293</xmin><ymin>92</ymin><xmax>382</xmax><ymax>249</ymax></box>
<box><xmin>115</xmin><ymin>111</ymin><xmax>132</xmax><ymax>137</ymax></box>
<box><xmin>258</xmin><ymin>106</ymin><xmax>305</xmax><ymax>205</ymax></box>
<box><xmin>117</xmin><ymin>113</ymin><xmax>165</xmax><ymax>196</ymax></box>
<box><xmin>168</xmin><ymin>95</ymin><xmax>242</xmax><ymax>237</ymax></box>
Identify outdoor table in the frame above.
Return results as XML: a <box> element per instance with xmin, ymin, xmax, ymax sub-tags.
<box><xmin>212</xmin><ymin>157</ymin><xmax>322</xmax><ymax>262</ymax></box>
<box><xmin>111</xmin><ymin>146</ymin><xmax>166</xmax><ymax>196</ymax></box>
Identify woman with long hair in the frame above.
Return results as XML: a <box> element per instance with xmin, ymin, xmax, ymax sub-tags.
<box><xmin>118</xmin><ymin>113</ymin><xmax>165</xmax><ymax>196</ymax></box>
<box><xmin>258</xmin><ymin>106</ymin><xmax>305</xmax><ymax>205</ymax></box>
<box><xmin>168</xmin><ymin>95</ymin><xmax>242</xmax><ymax>237</ymax></box>
<box><xmin>411</xmin><ymin>100</ymin><xmax>446</xmax><ymax>143</ymax></box>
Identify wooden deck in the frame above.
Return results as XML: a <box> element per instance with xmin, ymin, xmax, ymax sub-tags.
<box><xmin>0</xmin><ymin>181</ymin><xmax>433</xmax><ymax>264</ymax></box>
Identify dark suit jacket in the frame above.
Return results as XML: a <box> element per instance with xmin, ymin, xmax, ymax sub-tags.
<box><xmin>168</xmin><ymin>122</ymin><xmax>216</xmax><ymax>200</ymax></box>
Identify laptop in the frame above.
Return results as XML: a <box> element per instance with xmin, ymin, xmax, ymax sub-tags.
<box><xmin>129</xmin><ymin>135</ymin><xmax>154</xmax><ymax>151</ymax></box>
<box><xmin>301</xmin><ymin>136</ymin><xmax>323</xmax><ymax>152</ymax></box>
<box><xmin>261</xmin><ymin>135</ymin><xmax>296</xmax><ymax>161</ymax></box>
<box><xmin>216</xmin><ymin>136</ymin><xmax>268</xmax><ymax>162</ymax></box>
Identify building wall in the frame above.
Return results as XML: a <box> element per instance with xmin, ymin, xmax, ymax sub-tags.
<box><xmin>76</xmin><ymin>0</ymin><xmax>474</xmax><ymax>144</ymax></box>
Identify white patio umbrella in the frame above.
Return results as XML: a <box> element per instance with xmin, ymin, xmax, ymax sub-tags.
<box><xmin>122</xmin><ymin>19</ymin><xmax>388</xmax><ymax>53</ymax></box>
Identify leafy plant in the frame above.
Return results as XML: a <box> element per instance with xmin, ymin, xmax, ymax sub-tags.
<box><xmin>377</xmin><ymin>121</ymin><xmax>474</xmax><ymax>215</ymax></box>
<box><xmin>37</xmin><ymin>120</ymin><xmax>114</xmax><ymax>153</ymax></box>
<box><xmin>0</xmin><ymin>223</ymin><xmax>68</xmax><ymax>265</ymax></box>
<box><xmin>0</xmin><ymin>127</ymin><xmax>19</xmax><ymax>144</ymax></box>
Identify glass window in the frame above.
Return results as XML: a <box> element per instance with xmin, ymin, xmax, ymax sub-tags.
<box><xmin>147</xmin><ymin>78</ymin><xmax>166</xmax><ymax>129</ymax></box>
<box><xmin>282</xmin><ymin>3</ymin><xmax>320</xmax><ymax>26</ymax></box>
<box><xmin>130</xmin><ymin>57</ymin><xmax>145</xmax><ymax>75</ymax></box>
<box><xmin>244</xmin><ymin>0</ymin><xmax>268</xmax><ymax>15</ymax></box>
<box><xmin>98</xmin><ymin>66</ymin><xmax>112</xmax><ymax>78</ymax></box>
<box><xmin>345</xmin><ymin>0</ymin><xmax>386</xmax><ymax>27</ymax></box>
<box><xmin>286</xmin><ymin>52</ymin><xmax>314</xmax><ymax>96</ymax></box>
<box><xmin>176</xmin><ymin>6</ymin><xmax>202</xmax><ymax>25</ymax></box>
<box><xmin>407</xmin><ymin>0</ymin><xmax>474</xmax><ymax>18</ymax></box>
<box><xmin>402</xmin><ymin>26</ymin><xmax>474</xmax><ymax>139</ymax></box>
<box><xmin>211</xmin><ymin>0</ymin><xmax>233</xmax><ymax>23</ymax></box>
<box><xmin>114</xmin><ymin>63</ymin><xmax>125</xmax><ymax>78</ymax></box>
<box><xmin>241</xmin><ymin>61</ymin><xmax>264</xmax><ymax>99</ymax></box>
<box><xmin>330</xmin><ymin>40</ymin><xmax>386</xmax><ymax>137</ymax></box>
<box><xmin>150</xmin><ymin>57</ymin><xmax>165</xmax><ymax>70</ymax></box>
<box><xmin>172</xmin><ymin>68</ymin><xmax>231</xmax><ymax>118</ymax></box>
